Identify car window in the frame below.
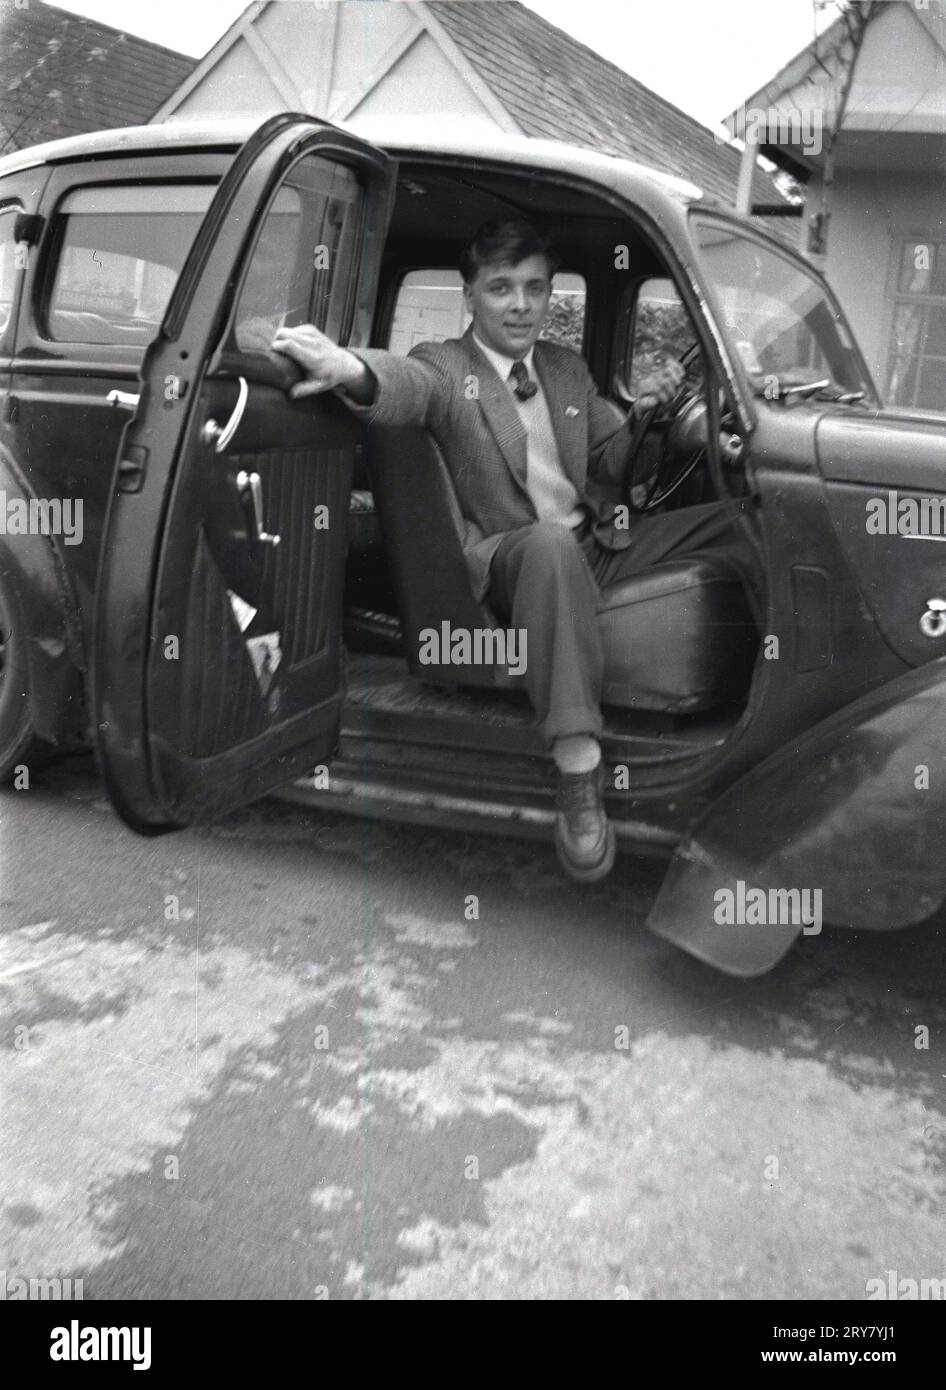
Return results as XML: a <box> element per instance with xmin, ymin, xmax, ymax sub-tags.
<box><xmin>387</xmin><ymin>268</ymin><xmax>586</xmax><ymax>355</ymax></box>
<box><xmin>628</xmin><ymin>277</ymin><xmax>697</xmax><ymax>395</ymax></box>
<box><xmin>694</xmin><ymin>217</ymin><xmax>866</xmax><ymax>397</ymax></box>
<box><xmin>45</xmin><ymin>184</ymin><xmax>215</xmax><ymax>345</ymax></box>
<box><xmin>0</xmin><ymin>205</ymin><xmax>21</xmax><ymax>343</ymax></box>
<box><xmin>232</xmin><ymin>154</ymin><xmax>362</xmax><ymax>351</ymax></box>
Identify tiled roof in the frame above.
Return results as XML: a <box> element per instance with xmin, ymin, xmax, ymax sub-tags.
<box><xmin>0</xmin><ymin>0</ymin><xmax>196</xmax><ymax>156</ymax></box>
<box><xmin>429</xmin><ymin>0</ymin><xmax>784</xmax><ymax>207</ymax></box>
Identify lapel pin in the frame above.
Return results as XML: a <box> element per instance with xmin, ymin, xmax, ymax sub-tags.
<box><xmin>565</xmin><ymin>405</ymin><xmax>580</xmax><ymax>418</ymax></box>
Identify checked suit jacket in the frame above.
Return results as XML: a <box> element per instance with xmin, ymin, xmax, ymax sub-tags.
<box><xmin>347</xmin><ymin>325</ymin><xmax>643</xmax><ymax>602</ymax></box>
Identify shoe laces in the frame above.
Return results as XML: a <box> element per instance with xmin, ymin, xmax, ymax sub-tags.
<box><xmin>560</xmin><ymin>767</ymin><xmax>604</xmax><ymax>833</ymax></box>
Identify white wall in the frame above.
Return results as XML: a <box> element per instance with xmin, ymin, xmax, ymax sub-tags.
<box><xmin>807</xmin><ymin>166</ymin><xmax>946</xmax><ymax>396</ymax></box>
<box><xmin>164</xmin><ymin>0</ymin><xmax>507</xmax><ymax>134</ymax></box>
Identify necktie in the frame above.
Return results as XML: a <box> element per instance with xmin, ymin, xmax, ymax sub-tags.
<box><xmin>509</xmin><ymin>359</ymin><xmax>538</xmax><ymax>401</ymax></box>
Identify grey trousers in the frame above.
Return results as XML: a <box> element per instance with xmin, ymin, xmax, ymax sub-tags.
<box><xmin>487</xmin><ymin>502</ymin><xmax>754</xmax><ymax>743</ymax></box>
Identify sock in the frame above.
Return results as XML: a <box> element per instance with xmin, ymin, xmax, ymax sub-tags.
<box><xmin>553</xmin><ymin>734</ymin><xmax>601</xmax><ymax>775</ymax></box>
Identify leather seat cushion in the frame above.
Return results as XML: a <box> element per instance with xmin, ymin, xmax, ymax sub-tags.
<box><xmin>596</xmin><ymin>558</ymin><xmax>758</xmax><ymax>712</ymax></box>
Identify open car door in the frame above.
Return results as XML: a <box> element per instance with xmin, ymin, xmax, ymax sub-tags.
<box><xmin>92</xmin><ymin>113</ymin><xmax>396</xmax><ymax>832</ymax></box>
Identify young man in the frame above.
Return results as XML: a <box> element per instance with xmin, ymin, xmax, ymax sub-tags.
<box><xmin>271</xmin><ymin>219</ymin><xmax>750</xmax><ymax>883</ymax></box>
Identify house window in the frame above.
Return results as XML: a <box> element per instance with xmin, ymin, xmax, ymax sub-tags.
<box><xmin>887</xmin><ymin>238</ymin><xmax>946</xmax><ymax>411</ymax></box>
<box><xmin>387</xmin><ymin>268</ymin><xmax>586</xmax><ymax>355</ymax></box>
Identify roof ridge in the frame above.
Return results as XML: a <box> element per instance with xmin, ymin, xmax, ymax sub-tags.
<box><xmin>429</xmin><ymin>0</ymin><xmax>725</xmax><ymax>143</ymax></box>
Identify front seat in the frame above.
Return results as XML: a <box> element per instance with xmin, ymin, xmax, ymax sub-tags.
<box><xmin>365</xmin><ymin>425</ymin><xmax>758</xmax><ymax>713</ymax></box>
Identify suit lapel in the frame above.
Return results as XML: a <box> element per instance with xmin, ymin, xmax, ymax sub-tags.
<box><xmin>533</xmin><ymin>342</ymin><xmax>587</xmax><ymax>491</ymax></box>
<box><xmin>464</xmin><ymin>330</ymin><xmax>529</xmax><ymax>495</ymax></box>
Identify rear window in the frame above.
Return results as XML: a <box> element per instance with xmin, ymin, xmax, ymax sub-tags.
<box><xmin>46</xmin><ymin>184</ymin><xmax>214</xmax><ymax>345</ymax></box>
<box><xmin>388</xmin><ymin>267</ymin><xmax>586</xmax><ymax>355</ymax></box>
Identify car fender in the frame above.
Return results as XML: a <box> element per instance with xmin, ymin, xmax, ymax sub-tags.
<box><xmin>0</xmin><ymin>446</ymin><xmax>83</xmax><ymax>741</ymax></box>
<box><xmin>647</xmin><ymin>658</ymin><xmax>946</xmax><ymax>977</ymax></box>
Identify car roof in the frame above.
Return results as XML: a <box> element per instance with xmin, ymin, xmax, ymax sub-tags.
<box><xmin>0</xmin><ymin>115</ymin><xmax>718</xmax><ymax>217</ymax></box>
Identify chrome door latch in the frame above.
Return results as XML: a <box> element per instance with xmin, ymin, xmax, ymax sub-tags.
<box><xmin>920</xmin><ymin>598</ymin><xmax>946</xmax><ymax>639</ymax></box>
<box><xmin>202</xmin><ymin>377</ymin><xmax>248</xmax><ymax>453</ymax></box>
<box><xmin>235</xmin><ymin>469</ymin><xmax>280</xmax><ymax>547</ymax></box>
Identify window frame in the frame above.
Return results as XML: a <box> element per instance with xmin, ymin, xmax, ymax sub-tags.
<box><xmin>39</xmin><ymin>180</ymin><xmax>218</xmax><ymax>348</ymax></box>
<box><xmin>223</xmin><ymin>148</ymin><xmax>369</xmax><ymax>356</ymax></box>
<box><xmin>11</xmin><ymin>154</ymin><xmax>227</xmax><ymax>376</ymax></box>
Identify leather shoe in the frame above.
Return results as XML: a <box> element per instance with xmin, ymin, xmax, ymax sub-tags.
<box><xmin>554</xmin><ymin>762</ymin><xmax>616</xmax><ymax>883</ymax></box>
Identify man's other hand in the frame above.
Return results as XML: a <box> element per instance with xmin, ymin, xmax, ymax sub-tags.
<box><xmin>636</xmin><ymin>358</ymin><xmax>685</xmax><ymax>412</ymax></box>
<box><xmin>271</xmin><ymin>324</ymin><xmax>374</xmax><ymax>402</ymax></box>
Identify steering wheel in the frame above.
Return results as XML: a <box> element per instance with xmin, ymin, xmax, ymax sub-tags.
<box><xmin>624</xmin><ymin>343</ymin><xmax>717</xmax><ymax>513</ymax></box>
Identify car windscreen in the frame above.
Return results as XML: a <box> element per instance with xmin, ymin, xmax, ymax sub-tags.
<box><xmin>693</xmin><ymin>216</ymin><xmax>870</xmax><ymax>401</ymax></box>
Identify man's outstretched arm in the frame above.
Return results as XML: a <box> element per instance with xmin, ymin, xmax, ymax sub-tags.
<box><xmin>271</xmin><ymin>324</ymin><xmax>451</xmax><ymax>429</ymax></box>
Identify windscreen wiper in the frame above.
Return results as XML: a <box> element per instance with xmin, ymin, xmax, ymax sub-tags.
<box><xmin>815</xmin><ymin>386</ymin><xmax>867</xmax><ymax>404</ymax></box>
<box><xmin>778</xmin><ymin>377</ymin><xmax>831</xmax><ymax>399</ymax></box>
<box><xmin>753</xmin><ymin>376</ymin><xmax>866</xmax><ymax>404</ymax></box>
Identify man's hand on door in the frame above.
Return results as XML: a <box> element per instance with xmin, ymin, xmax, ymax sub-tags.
<box><xmin>271</xmin><ymin>324</ymin><xmax>376</xmax><ymax>403</ymax></box>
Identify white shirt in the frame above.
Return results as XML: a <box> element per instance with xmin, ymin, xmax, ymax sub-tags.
<box><xmin>472</xmin><ymin>332</ymin><xmax>584</xmax><ymax>528</ymax></box>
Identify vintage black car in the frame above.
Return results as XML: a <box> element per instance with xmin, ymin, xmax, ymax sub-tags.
<box><xmin>1</xmin><ymin>113</ymin><xmax>944</xmax><ymax>976</ymax></box>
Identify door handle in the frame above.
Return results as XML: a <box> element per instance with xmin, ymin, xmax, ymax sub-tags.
<box><xmin>202</xmin><ymin>376</ymin><xmax>248</xmax><ymax>453</ymax></box>
<box><xmin>106</xmin><ymin>389</ymin><xmax>140</xmax><ymax>410</ymax></box>
<box><xmin>235</xmin><ymin>469</ymin><xmax>280</xmax><ymax>547</ymax></box>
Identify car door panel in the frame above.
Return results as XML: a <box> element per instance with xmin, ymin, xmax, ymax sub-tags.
<box><xmin>817</xmin><ymin>411</ymin><xmax>946</xmax><ymax>668</ymax></box>
<box><xmin>93</xmin><ymin>114</ymin><xmax>395</xmax><ymax>832</ymax></box>
<box><xmin>146</xmin><ymin>383</ymin><xmax>362</xmax><ymax>819</ymax></box>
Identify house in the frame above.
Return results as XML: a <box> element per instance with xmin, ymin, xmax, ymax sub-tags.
<box><xmin>0</xmin><ymin>0</ymin><xmax>196</xmax><ymax>156</ymax></box>
<box><xmin>152</xmin><ymin>0</ymin><xmax>783</xmax><ymax>212</ymax></box>
<box><xmin>724</xmin><ymin>0</ymin><xmax>946</xmax><ymax>412</ymax></box>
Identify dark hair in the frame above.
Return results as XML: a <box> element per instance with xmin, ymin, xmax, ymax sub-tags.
<box><xmin>458</xmin><ymin>218</ymin><xmax>559</xmax><ymax>285</ymax></box>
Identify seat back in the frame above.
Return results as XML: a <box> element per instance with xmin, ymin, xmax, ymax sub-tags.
<box><xmin>365</xmin><ymin>425</ymin><xmax>516</xmax><ymax>687</ymax></box>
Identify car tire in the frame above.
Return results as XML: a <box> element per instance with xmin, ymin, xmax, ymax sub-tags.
<box><xmin>0</xmin><ymin>570</ymin><xmax>47</xmax><ymax>782</ymax></box>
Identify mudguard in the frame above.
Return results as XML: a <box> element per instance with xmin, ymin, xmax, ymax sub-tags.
<box><xmin>647</xmin><ymin>658</ymin><xmax>946</xmax><ymax>977</ymax></box>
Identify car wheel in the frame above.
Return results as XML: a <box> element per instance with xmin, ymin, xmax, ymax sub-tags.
<box><xmin>0</xmin><ymin>571</ymin><xmax>45</xmax><ymax>781</ymax></box>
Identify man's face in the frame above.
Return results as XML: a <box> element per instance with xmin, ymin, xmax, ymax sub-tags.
<box><xmin>463</xmin><ymin>252</ymin><xmax>552</xmax><ymax>359</ymax></box>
